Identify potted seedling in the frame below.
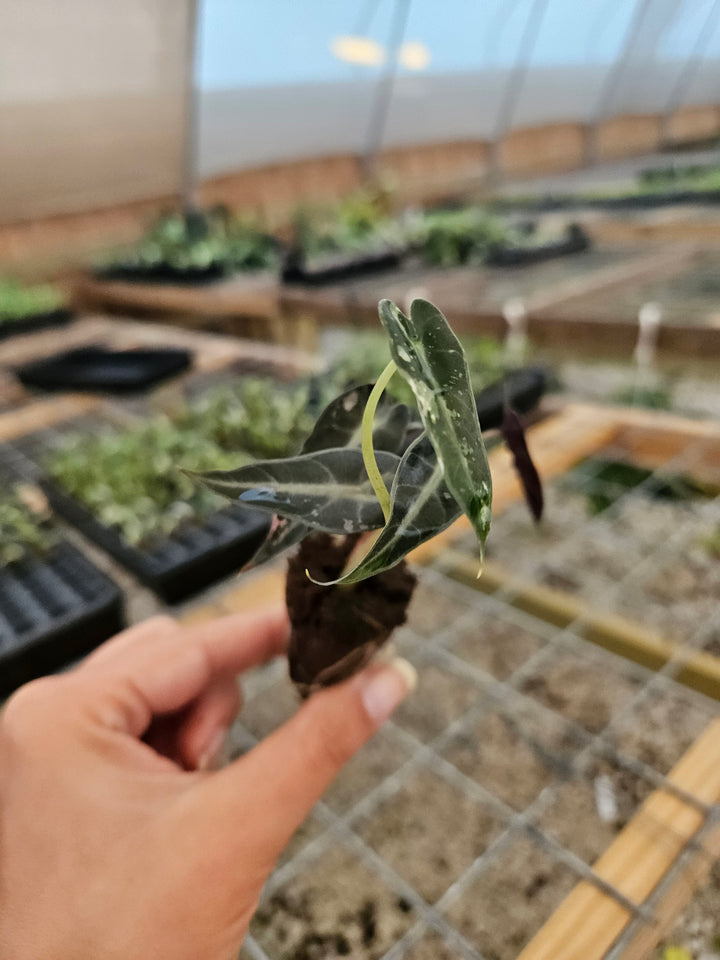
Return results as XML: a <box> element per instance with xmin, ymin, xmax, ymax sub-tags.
<box><xmin>96</xmin><ymin>207</ymin><xmax>279</xmax><ymax>285</ymax></box>
<box><xmin>0</xmin><ymin>277</ymin><xmax>71</xmax><ymax>341</ymax></box>
<box><xmin>408</xmin><ymin>207</ymin><xmax>509</xmax><ymax>267</ymax></box>
<box><xmin>192</xmin><ymin>298</ymin><xmax>542</xmax><ymax>694</ymax></box>
<box><xmin>282</xmin><ymin>191</ymin><xmax>407</xmax><ymax>285</ymax></box>
<box><xmin>0</xmin><ymin>489</ymin><xmax>124</xmax><ymax>695</ymax></box>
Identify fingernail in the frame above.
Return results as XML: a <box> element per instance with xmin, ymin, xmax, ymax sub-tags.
<box><xmin>361</xmin><ymin>657</ymin><xmax>417</xmax><ymax>726</ymax></box>
<box><xmin>198</xmin><ymin>728</ymin><xmax>229</xmax><ymax>772</ymax></box>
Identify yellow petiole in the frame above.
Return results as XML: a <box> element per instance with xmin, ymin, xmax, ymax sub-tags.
<box><xmin>361</xmin><ymin>359</ymin><xmax>397</xmax><ymax>523</ymax></box>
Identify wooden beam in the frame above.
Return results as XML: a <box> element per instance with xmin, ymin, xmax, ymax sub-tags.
<box><xmin>0</xmin><ymin>395</ymin><xmax>100</xmax><ymax>443</ymax></box>
<box><xmin>518</xmin><ymin>718</ymin><xmax>720</xmax><ymax>960</ymax></box>
<box><xmin>441</xmin><ymin>552</ymin><xmax>720</xmax><ymax>700</ymax></box>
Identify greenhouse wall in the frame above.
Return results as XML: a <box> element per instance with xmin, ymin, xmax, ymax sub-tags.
<box><xmin>0</xmin><ymin>0</ymin><xmax>192</xmax><ymax>224</ymax></box>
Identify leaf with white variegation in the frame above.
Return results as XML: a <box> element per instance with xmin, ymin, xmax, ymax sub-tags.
<box><xmin>379</xmin><ymin>298</ymin><xmax>493</xmax><ymax>555</ymax></box>
<box><xmin>193</xmin><ymin>447</ymin><xmax>400</xmax><ymax>534</ymax></box>
<box><xmin>310</xmin><ymin>435</ymin><xmax>461</xmax><ymax>585</ymax></box>
<box><xmin>247</xmin><ymin>384</ymin><xmax>411</xmax><ymax>564</ymax></box>
<box><xmin>302</xmin><ymin>383</ymin><xmax>411</xmax><ymax>455</ymax></box>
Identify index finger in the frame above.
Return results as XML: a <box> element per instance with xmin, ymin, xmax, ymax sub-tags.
<box><xmin>78</xmin><ymin>603</ymin><xmax>289</xmax><ymax>737</ymax></box>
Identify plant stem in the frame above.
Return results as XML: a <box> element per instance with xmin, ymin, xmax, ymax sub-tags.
<box><xmin>361</xmin><ymin>359</ymin><xmax>397</xmax><ymax>522</ymax></box>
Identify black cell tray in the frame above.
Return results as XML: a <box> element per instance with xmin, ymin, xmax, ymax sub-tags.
<box><xmin>0</xmin><ymin>308</ymin><xmax>73</xmax><ymax>342</ymax></box>
<box><xmin>41</xmin><ymin>481</ymin><xmax>271</xmax><ymax>604</ymax></box>
<box><xmin>485</xmin><ymin>226</ymin><xmax>590</xmax><ymax>267</ymax></box>
<box><xmin>475</xmin><ymin>366</ymin><xmax>548</xmax><ymax>429</ymax></box>
<box><xmin>496</xmin><ymin>188</ymin><xmax>720</xmax><ymax>214</ymax></box>
<box><xmin>17</xmin><ymin>345</ymin><xmax>193</xmax><ymax>394</ymax></box>
<box><xmin>282</xmin><ymin>248</ymin><xmax>403</xmax><ymax>286</ymax></box>
<box><xmin>94</xmin><ymin>262</ymin><xmax>226</xmax><ymax>285</ymax></box>
<box><xmin>0</xmin><ymin>541</ymin><xmax>124</xmax><ymax>697</ymax></box>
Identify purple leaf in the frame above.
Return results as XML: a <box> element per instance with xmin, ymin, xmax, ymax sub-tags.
<box><xmin>500</xmin><ymin>407</ymin><xmax>544</xmax><ymax>522</ymax></box>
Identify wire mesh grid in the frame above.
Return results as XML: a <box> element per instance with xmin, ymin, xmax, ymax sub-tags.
<box><xmin>2</xmin><ymin>414</ymin><xmax>719</xmax><ymax>959</ymax></box>
<box><xmin>229</xmin><ymin>432</ymin><xmax>720</xmax><ymax>960</ymax></box>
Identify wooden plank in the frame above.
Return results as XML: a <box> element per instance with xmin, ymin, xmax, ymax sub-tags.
<box><xmin>74</xmin><ymin>272</ymin><xmax>280</xmax><ymax>322</ymax></box>
<box><xmin>617</xmin><ymin>820</ymin><xmax>720</xmax><ymax>960</ymax></box>
<box><xmin>441</xmin><ymin>552</ymin><xmax>720</xmax><ymax>700</ymax></box>
<box><xmin>0</xmin><ymin>395</ymin><xmax>100</xmax><ymax>442</ymax></box>
<box><xmin>518</xmin><ymin>718</ymin><xmax>720</xmax><ymax>960</ymax></box>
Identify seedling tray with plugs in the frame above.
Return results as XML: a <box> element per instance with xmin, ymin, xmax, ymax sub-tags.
<box><xmin>17</xmin><ymin>345</ymin><xmax>193</xmax><ymax>394</ymax></box>
<box><xmin>0</xmin><ymin>541</ymin><xmax>124</xmax><ymax>696</ymax></box>
<box><xmin>281</xmin><ymin>248</ymin><xmax>404</xmax><ymax>286</ymax></box>
<box><xmin>41</xmin><ymin>481</ymin><xmax>270</xmax><ymax>604</ymax></box>
<box><xmin>0</xmin><ymin>308</ymin><xmax>73</xmax><ymax>342</ymax></box>
<box><xmin>94</xmin><ymin>262</ymin><xmax>226</xmax><ymax>285</ymax></box>
<box><xmin>485</xmin><ymin>226</ymin><xmax>590</xmax><ymax>267</ymax></box>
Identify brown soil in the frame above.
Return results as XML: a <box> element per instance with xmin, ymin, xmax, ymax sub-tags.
<box><xmin>356</xmin><ymin>768</ymin><xmax>502</xmax><ymax>903</ymax></box>
<box><xmin>286</xmin><ymin>533</ymin><xmax>417</xmax><ymax>695</ymax></box>
<box><xmin>535</xmin><ymin>755</ymin><xmax>653</xmax><ymax>864</ymax></box>
<box><xmin>251</xmin><ymin>847</ymin><xmax>415</xmax><ymax>960</ymax></box>
<box><xmin>448</xmin><ymin>617</ymin><xmax>547</xmax><ymax>680</ymax></box>
<box><xmin>519</xmin><ymin>649</ymin><xmax>642</xmax><ymax>734</ymax></box>
<box><xmin>445</xmin><ymin>834</ymin><xmax>580</xmax><ymax>959</ymax></box>
<box><xmin>442</xmin><ymin>704</ymin><xmax>584</xmax><ymax>811</ymax></box>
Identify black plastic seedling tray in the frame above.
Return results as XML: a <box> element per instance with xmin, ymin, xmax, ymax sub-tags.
<box><xmin>95</xmin><ymin>262</ymin><xmax>226</xmax><ymax>285</ymax></box>
<box><xmin>41</xmin><ymin>482</ymin><xmax>271</xmax><ymax>604</ymax></box>
<box><xmin>0</xmin><ymin>308</ymin><xmax>73</xmax><ymax>342</ymax></box>
<box><xmin>496</xmin><ymin>189</ymin><xmax>720</xmax><ymax>214</ymax></box>
<box><xmin>486</xmin><ymin>226</ymin><xmax>590</xmax><ymax>267</ymax></box>
<box><xmin>17</xmin><ymin>345</ymin><xmax>193</xmax><ymax>393</ymax></box>
<box><xmin>0</xmin><ymin>541</ymin><xmax>124</xmax><ymax>697</ymax></box>
<box><xmin>282</xmin><ymin>248</ymin><xmax>403</xmax><ymax>286</ymax></box>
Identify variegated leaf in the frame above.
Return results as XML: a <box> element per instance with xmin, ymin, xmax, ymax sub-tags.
<box><xmin>379</xmin><ymin>298</ymin><xmax>492</xmax><ymax>554</ymax></box>
<box><xmin>247</xmin><ymin>385</ymin><xmax>410</xmax><ymax>564</ymax></box>
<box><xmin>193</xmin><ymin>448</ymin><xmax>400</xmax><ymax>534</ymax></box>
<box><xmin>311</xmin><ymin>435</ymin><xmax>461</xmax><ymax>584</ymax></box>
<box><xmin>302</xmin><ymin>383</ymin><xmax>410</xmax><ymax>455</ymax></box>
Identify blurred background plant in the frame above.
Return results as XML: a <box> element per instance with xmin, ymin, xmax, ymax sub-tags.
<box><xmin>0</xmin><ymin>278</ymin><xmax>65</xmax><ymax>324</ymax></box>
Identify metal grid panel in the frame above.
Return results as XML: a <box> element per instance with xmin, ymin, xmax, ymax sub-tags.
<box><xmin>2</xmin><ymin>416</ymin><xmax>719</xmax><ymax>958</ymax></box>
<box><xmin>225</xmin><ymin>431</ymin><xmax>720</xmax><ymax>960</ymax></box>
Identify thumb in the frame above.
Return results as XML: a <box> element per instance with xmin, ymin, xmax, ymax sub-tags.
<box><xmin>201</xmin><ymin>657</ymin><xmax>416</xmax><ymax>865</ymax></box>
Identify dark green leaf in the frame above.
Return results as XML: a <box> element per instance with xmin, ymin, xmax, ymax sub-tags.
<box><xmin>247</xmin><ymin>386</ymin><xmax>410</xmax><ymax>565</ymax></box>
<box><xmin>192</xmin><ymin>448</ymin><xmax>400</xmax><ymax>534</ymax></box>
<box><xmin>379</xmin><ymin>298</ymin><xmax>492</xmax><ymax>553</ymax></box>
<box><xmin>302</xmin><ymin>383</ymin><xmax>410</xmax><ymax>455</ymax></box>
<box><xmin>311</xmin><ymin>436</ymin><xmax>461</xmax><ymax>585</ymax></box>
<box><xmin>251</xmin><ymin>515</ymin><xmax>310</xmax><ymax>566</ymax></box>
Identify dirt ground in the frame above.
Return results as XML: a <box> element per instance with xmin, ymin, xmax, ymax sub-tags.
<box><xmin>230</xmin><ymin>562</ymin><xmax>720</xmax><ymax>960</ymax></box>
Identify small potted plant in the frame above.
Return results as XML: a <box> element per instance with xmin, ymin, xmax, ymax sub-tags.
<box><xmin>0</xmin><ymin>489</ymin><xmax>124</xmax><ymax>695</ymax></box>
<box><xmin>192</xmin><ymin>298</ymin><xmax>542</xmax><ymax>694</ymax></box>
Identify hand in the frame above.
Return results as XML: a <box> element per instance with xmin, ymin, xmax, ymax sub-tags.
<box><xmin>0</xmin><ymin>605</ymin><xmax>415</xmax><ymax>960</ymax></box>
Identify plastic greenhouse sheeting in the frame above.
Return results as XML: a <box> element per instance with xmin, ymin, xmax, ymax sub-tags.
<box><xmin>3</xmin><ymin>0</ymin><xmax>720</xmax><ymax>224</ymax></box>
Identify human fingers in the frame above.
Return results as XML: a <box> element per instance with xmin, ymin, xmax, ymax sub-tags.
<box><xmin>198</xmin><ymin>658</ymin><xmax>416</xmax><ymax>867</ymax></box>
<box><xmin>78</xmin><ymin>605</ymin><xmax>288</xmax><ymax>739</ymax></box>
